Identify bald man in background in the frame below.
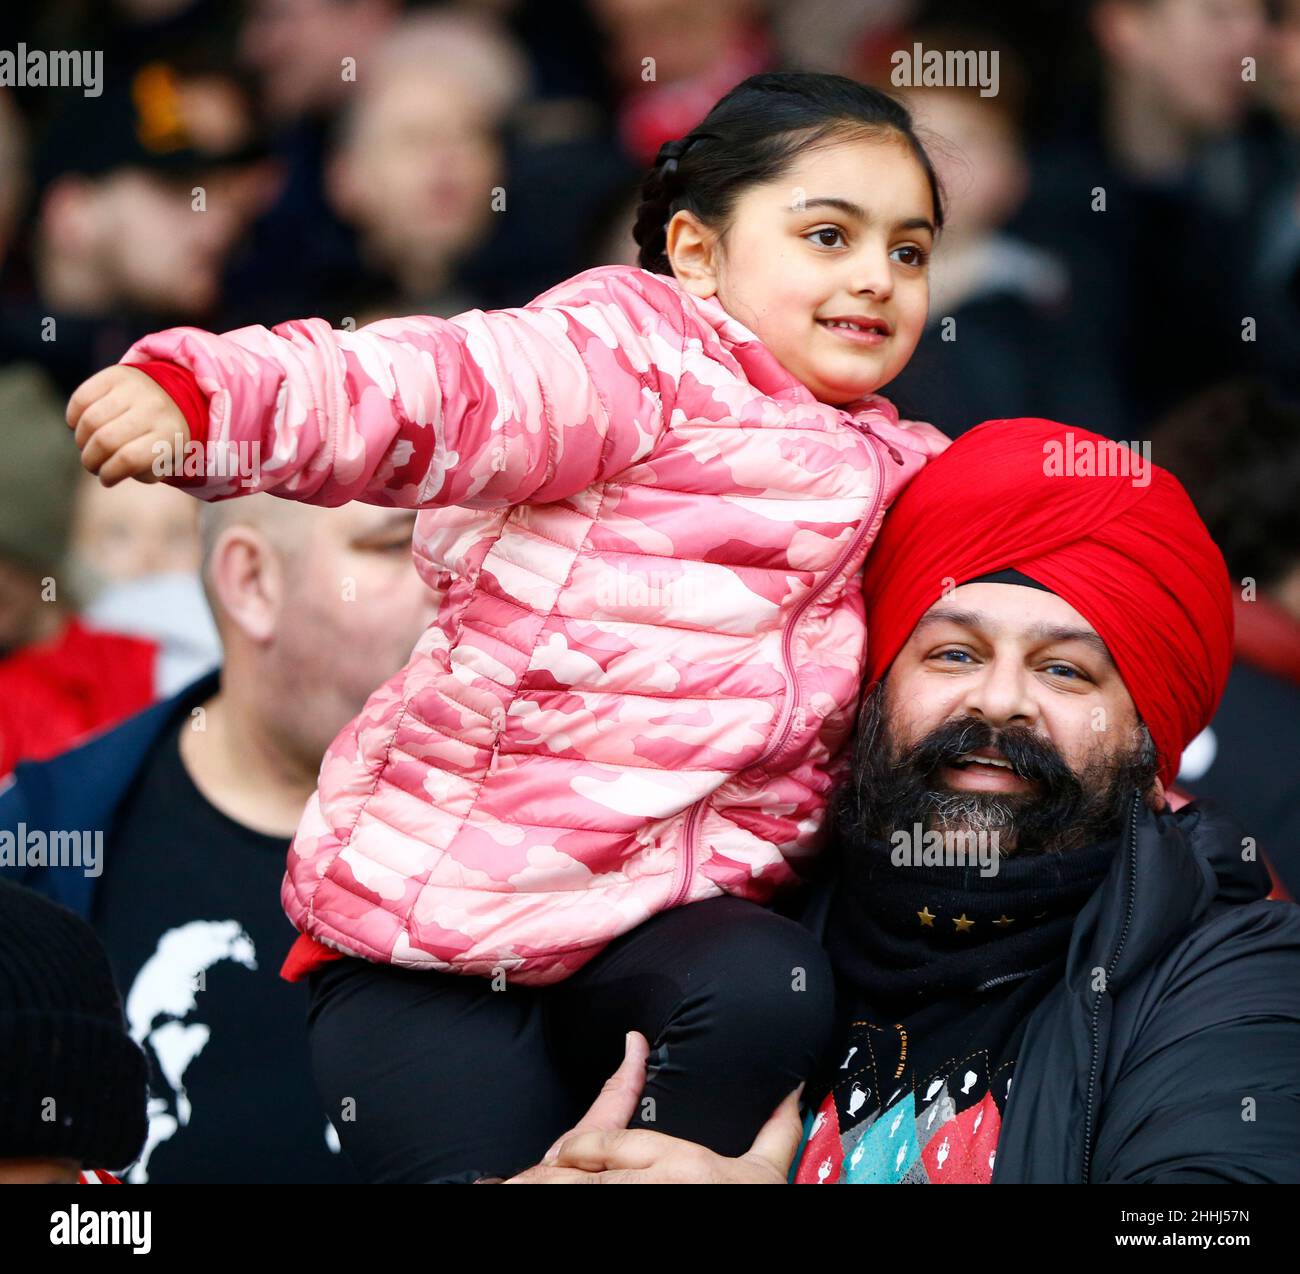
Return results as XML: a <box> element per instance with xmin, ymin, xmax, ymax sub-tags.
<box><xmin>0</xmin><ymin>496</ymin><xmax>432</xmax><ymax>1183</ymax></box>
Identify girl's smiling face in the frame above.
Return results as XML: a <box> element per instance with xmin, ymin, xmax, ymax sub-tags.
<box><xmin>665</xmin><ymin>132</ymin><xmax>936</xmax><ymax>406</ymax></box>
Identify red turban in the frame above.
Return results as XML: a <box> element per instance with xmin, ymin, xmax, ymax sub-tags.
<box><xmin>862</xmin><ymin>419</ymin><xmax>1234</xmax><ymax>786</ymax></box>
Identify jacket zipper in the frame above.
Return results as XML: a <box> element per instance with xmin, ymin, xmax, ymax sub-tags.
<box><xmin>667</xmin><ymin>800</ymin><xmax>706</xmax><ymax>908</ymax></box>
<box><xmin>666</xmin><ymin>436</ymin><xmax>891</xmax><ymax>910</ymax></box>
<box><xmin>1080</xmin><ymin>789</ymin><xmax>1141</xmax><ymax>1183</ymax></box>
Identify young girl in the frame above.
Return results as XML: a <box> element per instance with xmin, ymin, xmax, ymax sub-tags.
<box><xmin>67</xmin><ymin>72</ymin><xmax>949</xmax><ymax>1181</ymax></box>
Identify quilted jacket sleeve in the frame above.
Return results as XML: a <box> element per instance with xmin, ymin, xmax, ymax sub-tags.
<box><xmin>118</xmin><ymin>269</ymin><xmax>684</xmax><ymax>508</ymax></box>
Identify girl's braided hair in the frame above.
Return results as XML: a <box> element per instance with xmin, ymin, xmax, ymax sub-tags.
<box><xmin>632</xmin><ymin>70</ymin><xmax>945</xmax><ymax>278</ymax></box>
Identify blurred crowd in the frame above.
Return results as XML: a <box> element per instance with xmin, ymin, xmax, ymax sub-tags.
<box><xmin>0</xmin><ymin>0</ymin><xmax>1297</xmax><ymax>1183</ymax></box>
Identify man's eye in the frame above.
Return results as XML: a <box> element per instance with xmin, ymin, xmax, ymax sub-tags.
<box><xmin>805</xmin><ymin>227</ymin><xmax>845</xmax><ymax>248</ymax></box>
<box><xmin>934</xmin><ymin>649</ymin><xmax>973</xmax><ymax>663</ymax></box>
<box><xmin>1045</xmin><ymin>663</ymin><xmax>1088</xmax><ymax>681</ymax></box>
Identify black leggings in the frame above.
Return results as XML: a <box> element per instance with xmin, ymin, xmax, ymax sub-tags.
<box><xmin>305</xmin><ymin>895</ymin><xmax>836</xmax><ymax>1183</ymax></box>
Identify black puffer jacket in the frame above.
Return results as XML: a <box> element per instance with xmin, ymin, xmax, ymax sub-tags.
<box><xmin>800</xmin><ymin>797</ymin><xmax>1300</xmax><ymax>1183</ymax></box>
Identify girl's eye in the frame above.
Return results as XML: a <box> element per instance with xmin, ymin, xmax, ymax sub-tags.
<box><xmin>805</xmin><ymin>226</ymin><xmax>845</xmax><ymax>249</ymax></box>
<box><xmin>891</xmin><ymin>244</ymin><xmax>929</xmax><ymax>267</ymax></box>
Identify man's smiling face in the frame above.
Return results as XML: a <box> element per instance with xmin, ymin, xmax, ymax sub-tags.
<box><xmin>889</xmin><ymin>582</ymin><xmax>1142</xmax><ymax>789</ymax></box>
<box><xmin>841</xmin><ymin>583</ymin><xmax>1162</xmax><ymax>855</ymax></box>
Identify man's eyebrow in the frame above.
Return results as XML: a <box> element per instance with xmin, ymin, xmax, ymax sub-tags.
<box><xmin>789</xmin><ymin>197</ymin><xmax>935</xmax><ymax>236</ymax></box>
<box><xmin>1024</xmin><ymin>623</ymin><xmax>1116</xmax><ymax>669</ymax></box>
<box><xmin>914</xmin><ymin>608</ymin><xmax>984</xmax><ymax>633</ymax></box>
<box><xmin>914</xmin><ymin>609</ymin><xmax>1115</xmax><ymax>668</ymax></box>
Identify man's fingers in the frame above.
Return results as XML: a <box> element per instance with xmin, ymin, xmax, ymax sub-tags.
<box><xmin>745</xmin><ymin>1083</ymin><xmax>806</xmax><ymax>1175</ymax></box>
<box><xmin>503</xmin><ymin>1164</ymin><xmax>601</xmax><ymax>1185</ymax></box>
<box><xmin>543</xmin><ymin>1030</ymin><xmax>650</xmax><ymax>1161</ymax></box>
<box><xmin>550</xmin><ymin>1128</ymin><xmax>695</xmax><ymax>1174</ymax></box>
<box><xmin>550</xmin><ymin>1088</ymin><xmax>806</xmax><ymax>1179</ymax></box>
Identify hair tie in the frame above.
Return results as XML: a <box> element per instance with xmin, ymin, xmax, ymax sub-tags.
<box><xmin>656</xmin><ymin>137</ymin><xmax>691</xmax><ymax>179</ymax></box>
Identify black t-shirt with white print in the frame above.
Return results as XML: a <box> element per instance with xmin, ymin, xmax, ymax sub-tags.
<box><xmin>92</xmin><ymin>715</ymin><xmax>357</xmax><ymax>1184</ymax></box>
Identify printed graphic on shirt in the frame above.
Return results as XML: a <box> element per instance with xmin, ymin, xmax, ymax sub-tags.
<box><xmin>122</xmin><ymin>919</ymin><xmax>257</xmax><ymax>1183</ymax></box>
<box><xmin>115</xmin><ymin>916</ymin><xmax>347</xmax><ymax>1182</ymax></box>
<box><xmin>793</xmin><ymin>1025</ymin><xmax>1014</xmax><ymax>1184</ymax></box>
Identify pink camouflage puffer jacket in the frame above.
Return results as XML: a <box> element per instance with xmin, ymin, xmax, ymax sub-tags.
<box><xmin>122</xmin><ymin>265</ymin><xmax>949</xmax><ymax>984</ymax></box>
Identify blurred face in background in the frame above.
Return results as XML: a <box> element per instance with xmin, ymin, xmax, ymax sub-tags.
<box><xmin>240</xmin><ymin>0</ymin><xmax>396</xmax><ymax>121</ymax></box>
<box><xmin>70</xmin><ymin>475</ymin><xmax>200</xmax><ymax>589</ymax></box>
<box><xmin>109</xmin><ymin>170</ymin><xmax>241</xmax><ymax>314</ymax></box>
<box><xmin>43</xmin><ymin>168</ymin><xmax>244</xmax><ymax>315</ymax></box>
<box><xmin>901</xmin><ymin>90</ymin><xmax>1027</xmax><ymax>241</ymax></box>
<box><xmin>40</xmin><ymin>66</ymin><xmax>273</xmax><ymax>317</ymax></box>
<box><xmin>1095</xmin><ymin>0</ymin><xmax>1267</xmax><ymax>133</ymax></box>
<box><xmin>266</xmin><ymin>505</ymin><xmax>433</xmax><ymax>767</ymax></box>
<box><xmin>591</xmin><ymin>0</ymin><xmax>758</xmax><ymax>86</ymax></box>
<box><xmin>328</xmin><ymin>70</ymin><xmax>501</xmax><ymax>291</ymax></box>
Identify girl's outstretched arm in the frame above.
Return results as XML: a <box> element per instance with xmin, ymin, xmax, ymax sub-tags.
<box><xmin>92</xmin><ymin>270</ymin><xmax>684</xmax><ymax>506</ymax></box>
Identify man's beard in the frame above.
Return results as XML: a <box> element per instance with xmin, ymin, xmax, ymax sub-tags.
<box><xmin>830</xmin><ymin>681</ymin><xmax>1161</xmax><ymax>859</ymax></box>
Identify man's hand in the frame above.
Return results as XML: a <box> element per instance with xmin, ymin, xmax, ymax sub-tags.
<box><xmin>504</xmin><ymin>1032</ymin><xmax>805</xmax><ymax>1184</ymax></box>
<box><xmin>543</xmin><ymin>1029</ymin><xmax>652</xmax><ymax>1162</ymax></box>
<box><xmin>66</xmin><ymin>365</ymin><xmax>189</xmax><ymax>487</ymax></box>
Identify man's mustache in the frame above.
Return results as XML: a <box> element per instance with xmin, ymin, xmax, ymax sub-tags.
<box><xmin>904</xmin><ymin>717</ymin><xmax>1079</xmax><ymax>796</ymax></box>
<box><xmin>834</xmin><ymin>680</ymin><xmax>1160</xmax><ymax>859</ymax></box>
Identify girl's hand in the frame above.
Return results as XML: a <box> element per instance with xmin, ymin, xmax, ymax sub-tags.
<box><xmin>66</xmin><ymin>365</ymin><xmax>189</xmax><ymax>487</ymax></box>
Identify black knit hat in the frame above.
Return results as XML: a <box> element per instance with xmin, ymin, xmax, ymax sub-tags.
<box><xmin>0</xmin><ymin>879</ymin><xmax>149</xmax><ymax>1170</ymax></box>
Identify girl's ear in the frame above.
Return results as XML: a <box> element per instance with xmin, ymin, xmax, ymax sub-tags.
<box><xmin>665</xmin><ymin>209</ymin><xmax>720</xmax><ymax>300</ymax></box>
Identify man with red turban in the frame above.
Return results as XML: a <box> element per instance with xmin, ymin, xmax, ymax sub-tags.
<box><xmin>860</xmin><ymin>417</ymin><xmax>1235</xmax><ymax>793</ymax></box>
<box><xmin>506</xmin><ymin>420</ymin><xmax>1300</xmax><ymax>1188</ymax></box>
